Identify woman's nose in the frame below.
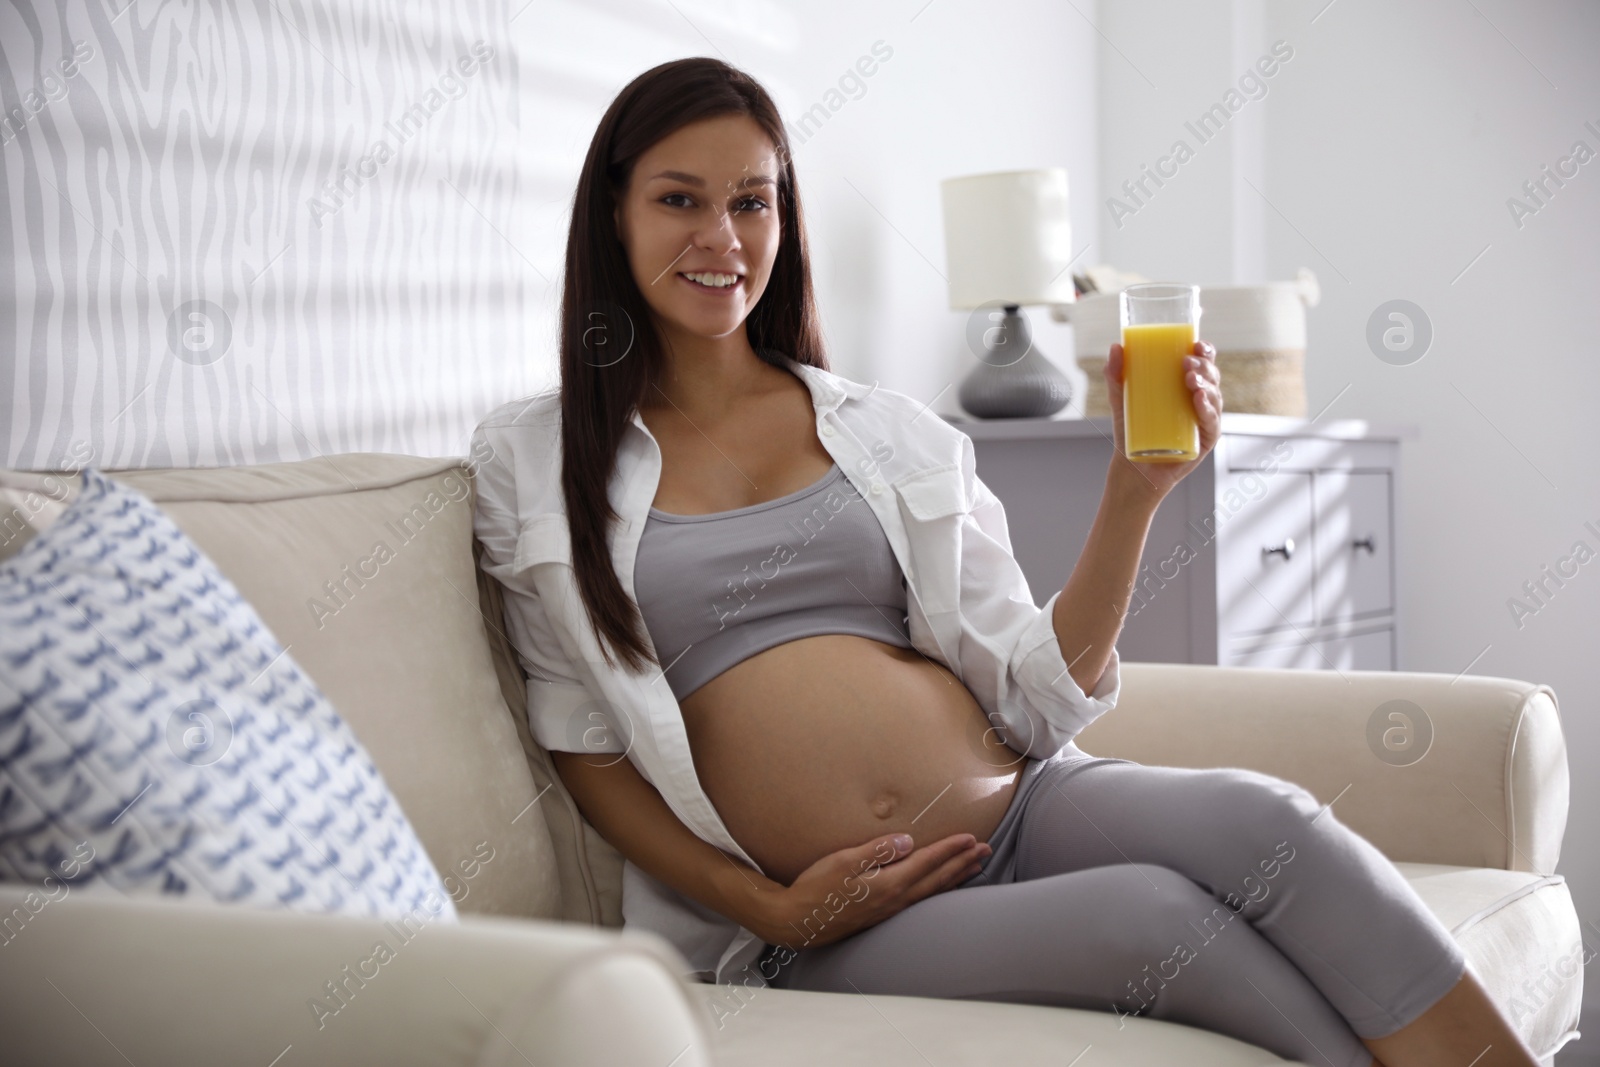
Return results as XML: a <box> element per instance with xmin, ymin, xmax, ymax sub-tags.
<box><xmin>693</xmin><ymin>207</ymin><xmax>740</xmax><ymax>251</ymax></box>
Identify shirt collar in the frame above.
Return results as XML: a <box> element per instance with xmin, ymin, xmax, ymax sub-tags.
<box><xmin>627</xmin><ymin>349</ymin><xmax>876</xmax><ymax>435</ymax></box>
<box><xmin>781</xmin><ymin>352</ymin><xmax>878</xmax><ymax>416</ymax></box>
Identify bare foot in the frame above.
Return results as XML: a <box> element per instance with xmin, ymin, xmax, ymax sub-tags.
<box><xmin>1360</xmin><ymin>965</ymin><xmax>1540</xmax><ymax>1067</ymax></box>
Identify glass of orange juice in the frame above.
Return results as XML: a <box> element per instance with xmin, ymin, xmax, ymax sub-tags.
<box><xmin>1119</xmin><ymin>282</ymin><xmax>1202</xmax><ymax>462</ymax></box>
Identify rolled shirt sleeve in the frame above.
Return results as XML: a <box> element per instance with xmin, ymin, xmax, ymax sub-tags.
<box><xmin>952</xmin><ymin>434</ymin><xmax>1121</xmax><ymax>759</ymax></box>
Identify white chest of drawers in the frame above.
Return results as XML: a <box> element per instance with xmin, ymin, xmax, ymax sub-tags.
<box><xmin>949</xmin><ymin>412</ymin><xmax>1416</xmax><ymax>671</ymax></box>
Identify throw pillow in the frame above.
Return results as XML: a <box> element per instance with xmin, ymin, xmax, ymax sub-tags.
<box><xmin>0</xmin><ymin>468</ymin><xmax>458</xmax><ymax>923</ymax></box>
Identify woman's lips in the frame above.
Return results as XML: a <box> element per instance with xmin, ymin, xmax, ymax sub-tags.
<box><xmin>678</xmin><ymin>273</ymin><xmax>743</xmax><ymax>296</ymax></box>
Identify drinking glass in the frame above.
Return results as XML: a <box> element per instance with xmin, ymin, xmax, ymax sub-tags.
<box><xmin>1119</xmin><ymin>282</ymin><xmax>1202</xmax><ymax>462</ymax></box>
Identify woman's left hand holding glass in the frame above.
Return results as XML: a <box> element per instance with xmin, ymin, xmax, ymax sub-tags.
<box><xmin>1103</xmin><ymin>339</ymin><xmax>1225</xmax><ymax>508</ymax></box>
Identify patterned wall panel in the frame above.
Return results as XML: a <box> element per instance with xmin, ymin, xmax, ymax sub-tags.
<box><xmin>0</xmin><ymin>0</ymin><xmax>523</xmax><ymax>470</ymax></box>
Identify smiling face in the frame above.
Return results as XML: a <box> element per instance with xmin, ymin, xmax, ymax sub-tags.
<box><xmin>613</xmin><ymin>113</ymin><xmax>782</xmax><ymax>348</ymax></box>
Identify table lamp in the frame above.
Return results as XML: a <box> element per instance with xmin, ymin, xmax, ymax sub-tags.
<box><xmin>939</xmin><ymin>168</ymin><xmax>1076</xmax><ymax>418</ymax></box>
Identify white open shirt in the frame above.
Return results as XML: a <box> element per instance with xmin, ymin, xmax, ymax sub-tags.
<box><xmin>469</xmin><ymin>352</ymin><xmax>1122</xmax><ymax>989</ymax></box>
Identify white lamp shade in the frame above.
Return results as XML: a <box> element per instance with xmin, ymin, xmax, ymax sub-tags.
<box><xmin>940</xmin><ymin>168</ymin><xmax>1075</xmax><ymax>311</ymax></box>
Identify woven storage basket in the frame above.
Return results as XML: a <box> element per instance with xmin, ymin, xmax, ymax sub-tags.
<box><xmin>1054</xmin><ymin>269</ymin><xmax>1319</xmax><ymax>418</ymax></box>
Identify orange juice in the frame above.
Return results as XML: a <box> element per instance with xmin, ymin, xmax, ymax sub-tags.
<box><xmin>1122</xmin><ymin>322</ymin><xmax>1199</xmax><ymax>462</ymax></box>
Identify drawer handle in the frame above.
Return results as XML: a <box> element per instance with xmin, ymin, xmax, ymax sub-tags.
<box><xmin>1353</xmin><ymin>534</ymin><xmax>1377</xmax><ymax>554</ymax></box>
<box><xmin>1262</xmin><ymin>537</ymin><xmax>1295</xmax><ymax>562</ymax></box>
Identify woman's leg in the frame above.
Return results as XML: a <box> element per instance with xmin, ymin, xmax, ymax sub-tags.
<box><xmin>765</xmin><ymin>859</ymin><xmax>1376</xmax><ymax>1067</ymax></box>
<box><xmin>1007</xmin><ymin>753</ymin><xmax>1469</xmax><ymax>1042</ymax></box>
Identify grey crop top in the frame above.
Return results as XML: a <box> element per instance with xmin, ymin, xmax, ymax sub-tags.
<box><xmin>633</xmin><ymin>462</ymin><xmax>914</xmax><ymax>702</ymax></box>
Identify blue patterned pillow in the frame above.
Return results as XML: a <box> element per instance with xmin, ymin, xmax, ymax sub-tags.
<box><xmin>0</xmin><ymin>468</ymin><xmax>458</xmax><ymax>923</ymax></box>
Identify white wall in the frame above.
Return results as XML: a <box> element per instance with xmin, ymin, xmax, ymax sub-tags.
<box><xmin>1102</xmin><ymin>0</ymin><xmax>1599</xmax><ymax>1049</ymax></box>
<box><xmin>510</xmin><ymin>0</ymin><xmax>1101</xmax><ymax>420</ymax></box>
<box><xmin>0</xmin><ymin>0</ymin><xmax>525</xmax><ymax>469</ymax></box>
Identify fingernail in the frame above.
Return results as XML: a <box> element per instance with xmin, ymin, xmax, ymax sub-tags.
<box><xmin>892</xmin><ymin>834</ymin><xmax>913</xmax><ymax>851</ymax></box>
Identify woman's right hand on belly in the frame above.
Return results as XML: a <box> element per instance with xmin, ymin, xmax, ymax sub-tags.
<box><xmin>750</xmin><ymin>831</ymin><xmax>992</xmax><ymax>952</ymax></box>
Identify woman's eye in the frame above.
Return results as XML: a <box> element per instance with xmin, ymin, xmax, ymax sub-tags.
<box><xmin>660</xmin><ymin>194</ymin><xmax>769</xmax><ymax>212</ymax></box>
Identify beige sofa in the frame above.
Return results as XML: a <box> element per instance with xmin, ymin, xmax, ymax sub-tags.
<box><xmin>0</xmin><ymin>453</ymin><xmax>1582</xmax><ymax>1066</ymax></box>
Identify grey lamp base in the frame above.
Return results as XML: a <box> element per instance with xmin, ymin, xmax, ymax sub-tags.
<box><xmin>957</xmin><ymin>308</ymin><xmax>1073</xmax><ymax>419</ymax></box>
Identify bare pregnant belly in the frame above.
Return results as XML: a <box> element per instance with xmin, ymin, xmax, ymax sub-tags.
<box><xmin>679</xmin><ymin>634</ymin><xmax>1025</xmax><ymax>887</ymax></box>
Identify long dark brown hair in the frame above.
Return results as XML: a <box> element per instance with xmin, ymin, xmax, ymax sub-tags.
<box><xmin>560</xmin><ymin>57</ymin><xmax>829</xmax><ymax>674</ymax></box>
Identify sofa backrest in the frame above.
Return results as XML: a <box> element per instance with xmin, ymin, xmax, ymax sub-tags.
<box><xmin>0</xmin><ymin>456</ymin><xmax>620</xmax><ymax>925</ymax></box>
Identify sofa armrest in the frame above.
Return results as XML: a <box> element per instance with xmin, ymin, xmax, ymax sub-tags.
<box><xmin>0</xmin><ymin>886</ymin><xmax>711</xmax><ymax>1067</ymax></box>
<box><xmin>1073</xmin><ymin>663</ymin><xmax>1569</xmax><ymax>875</ymax></box>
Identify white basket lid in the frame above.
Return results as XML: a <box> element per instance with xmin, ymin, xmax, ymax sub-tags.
<box><xmin>1051</xmin><ymin>268</ymin><xmax>1318</xmax><ymax>352</ymax></box>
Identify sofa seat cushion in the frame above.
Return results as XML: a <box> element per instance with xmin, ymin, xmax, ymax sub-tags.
<box><xmin>1</xmin><ymin>457</ymin><xmax>563</xmax><ymax>922</ymax></box>
<box><xmin>694</xmin><ymin>981</ymin><xmax>1310</xmax><ymax>1066</ymax></box>
<box><xmin>0</xmin><ymin>469</ymin><xmax>456</xmax><ymax>922</ymax></box>
<box><xmin>692</xmin><ymin>864</ymin><xmax>1583</xmax><ymax>1066</ymax></box>
<box><xmin>1392</xmin><ymin>862</ymin><xmax>1582</xmax><ymax>1061</ymax></box>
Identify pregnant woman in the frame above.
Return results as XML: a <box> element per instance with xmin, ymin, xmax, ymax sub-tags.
<box><xmin>471</xmin><ymin>57</ymin><xmax>1540</xmax><ymax>1067</ymax></box>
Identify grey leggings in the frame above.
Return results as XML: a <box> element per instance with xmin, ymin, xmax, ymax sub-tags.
<box><xmin>760</xmin><ymin>743</ymin><xmax>1468</xmax><ymax>1067</ymax></box>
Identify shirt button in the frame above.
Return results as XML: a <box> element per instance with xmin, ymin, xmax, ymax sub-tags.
<box><xmin>822</xmin><ymin>424</ymin><xmax>836</xmax><ymax>437</ymax></box>
<box><xmin>870</xmin><ymin>482</ymin><xmax>883</xmax><ymax>495</ymax></box>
